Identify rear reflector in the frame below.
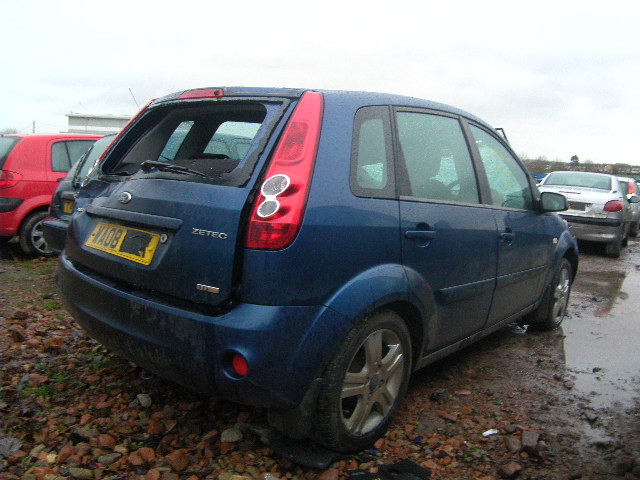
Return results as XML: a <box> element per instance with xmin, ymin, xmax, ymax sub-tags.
<box><xmin>232</xmin><ymin>353</ymin><xmax>249</xmax><ymax>377</ymax></box>
<box><xmin>246</xmin><ymin>92</ymin><xmax>324</xmax><ymax>250</ymax></box>
<box><xmin>604</xmin><ymin>200</ymin><xmax>623</xmax><ymax>212</ymax></box>
<box><xmin>179</xmin><ymin>88</ymin><xmax>225</xmax><ymax>100</ymax></box>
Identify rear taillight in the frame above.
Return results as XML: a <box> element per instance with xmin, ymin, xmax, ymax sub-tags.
<box><xmin>0</xmin><ymin>170</ymin><xmax>22</xmax><ymax>189</ymax></box>
<box><xmin>604</xmin><ymin>200</ymin><xmax>623</xmax><ymax>212</ymax></box>
<box><xmin>246</xmin><ymin>92</ymin><xmax>324</xmax><ymax>250</ymax></box>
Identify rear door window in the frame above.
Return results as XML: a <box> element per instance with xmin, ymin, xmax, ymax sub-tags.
<box><xmin>52</xmin><ymin>140</ymin><xmax>95</xmax><ymax>172</ymax></box>
<box><xmin>396</xmin><ymin>111</ymin><xmax>479</xmax><ymax>204</ymax></box>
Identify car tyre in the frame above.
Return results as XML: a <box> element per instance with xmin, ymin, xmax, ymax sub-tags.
<box><xmin>525</xmin><ymin>258</ymin><xmax>572</xmax><ymax>331</ymax></box>
<box><xmin>19</xmin><ymin>211</ymin><xmax>54</xmax><ymax>257</ymax></box>
<box><xmin>312</xmin><ymin>310</ymin><xmax>412</xmax><ymax>453</ymax></box>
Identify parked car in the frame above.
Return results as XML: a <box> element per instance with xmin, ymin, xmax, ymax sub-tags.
<box><xmin>0</xmin><ymin>134</ymin><xmax>100</xmax><ymax>256</ymax></box>
<box><xmin>43</xmin><ymin>134</ymin><xmax>116</xmax><ymax>253</ymax></box>
<box><xmin>539</xmin><ymin>171</ymin><xmax>637</xmax><ymax>257</ymax></box>
<box><xmin>57</xmin><ymin>87</ymin><xmax>578</xmax><ymax>452</ymax></box>
<box><xmin>617</xmin><ymin>176</ymin><xmax>640</xmax><ymax>237</ymax></box>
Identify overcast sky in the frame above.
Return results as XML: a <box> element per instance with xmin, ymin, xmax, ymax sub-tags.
<box><xmin>2</xmin><ymin>1</ymin><xmax>639</xmax><ymax>164</ymax></box>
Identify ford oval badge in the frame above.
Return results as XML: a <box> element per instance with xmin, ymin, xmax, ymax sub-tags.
<box><xmin>118</xmin><ymin>191</ymin><xmax>133</xmax><ymax>204</ymax></box>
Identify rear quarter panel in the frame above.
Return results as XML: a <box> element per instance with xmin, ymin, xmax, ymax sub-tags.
<box><xmin>240</xmin><ymin>93</ymin><xmax>403</xmax><ymax>310</ymax></box>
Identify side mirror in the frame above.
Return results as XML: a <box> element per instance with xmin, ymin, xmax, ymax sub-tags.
<box><xmin>629</xmin><ymin>196</ymin><xmax>640</xmax><ymax>204</ymax></box>
<box><xmin>540</xmin><ymin>192</ymin><xmax>568</xmax><ymax>212</ymax></box>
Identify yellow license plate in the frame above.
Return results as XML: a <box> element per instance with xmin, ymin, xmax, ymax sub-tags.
<box><xmin>63</xmin><ymin>200</ymin><xmax>74</xmax><ymax>214</ymax></box>
<box><xmin>85</xmin><ymin>222</ymin><xmax>160</xmax><ymax>265</ymax></box>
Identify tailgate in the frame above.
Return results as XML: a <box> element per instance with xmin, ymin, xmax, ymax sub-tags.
<box><xmin>66</xmin><ymin>179</ymin><xmax>248</xmax><ymax>307</ymax></box>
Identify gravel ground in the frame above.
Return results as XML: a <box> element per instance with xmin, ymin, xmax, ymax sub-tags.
<box><xmin>1</xmin><ymin>240</ymin><xmax>639</xmax><ymax>480</ymax></box>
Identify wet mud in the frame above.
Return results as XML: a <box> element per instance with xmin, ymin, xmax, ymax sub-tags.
<box><xmin>1</xmin><ymin>239</ymin><xmax>639</xmax><ymax>479</ymax></box>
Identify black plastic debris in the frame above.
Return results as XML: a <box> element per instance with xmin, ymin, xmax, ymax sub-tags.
<box><xmin>262</xmin><ymin>433</ymin><xmax>346</xmax><ymax>469</ymax></box>
<box><xmin>348</xmin><ymin>459</ymin><xmax>431</xmax><ymax>480</ymax></box>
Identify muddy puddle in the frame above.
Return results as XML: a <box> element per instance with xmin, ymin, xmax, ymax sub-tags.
<box><xmin>566</xmin><ymin>262</ymin><xmax>640</xmax><ymax>410</ymax></box>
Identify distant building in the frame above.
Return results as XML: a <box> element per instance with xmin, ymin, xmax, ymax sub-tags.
<box><xmin>66</xmin><ymin>113</ymin><xmax>131</xmax><ymax>135</ymax></box>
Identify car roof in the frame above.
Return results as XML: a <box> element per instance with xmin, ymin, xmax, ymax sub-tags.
<box><xmin>0</xmin><ymin>133</ymin><xmax>101</xmax><ymax>141</ymax></box>
<box><xmin>151</xmin><ymin>86</ymin><xmax>490</xmax><ymax>129</ymax></box>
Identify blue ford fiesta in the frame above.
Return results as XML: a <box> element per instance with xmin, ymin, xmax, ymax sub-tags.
<box><xmin>58</xmin><ymin>87</ymin><xmax>578</xmax><ymax>452</ymax></box>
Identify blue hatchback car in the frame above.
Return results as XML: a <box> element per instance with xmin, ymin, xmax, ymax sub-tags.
<box><xmin>58</xmin><ymin>87</ymin><xmax>578</xmax><ymax>452</ymax></box>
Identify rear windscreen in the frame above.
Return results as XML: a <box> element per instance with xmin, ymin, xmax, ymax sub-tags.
<box><xmin>102</xmin><ymin>101</ymin><xmax>283</xmax><ymax>187</ymax></box>
<box><xmin>0</xmin><ymin>137</ymin><xmax>22</xmax><ymax>169</ymax></box>
<box><xmin>545</xmin><ymin>172</ymin><xmax>611</xmax><ymax>190</ymax></box>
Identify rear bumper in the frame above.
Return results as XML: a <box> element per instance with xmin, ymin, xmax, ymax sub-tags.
<box><xmin>560</xmin><ymin>214</ymin><xmax>623</xmax><ymax>243</ymax></box>
<box><xmin>57</xmin><ymin>253</ymin><xmax>346</xmax><ymax>408</ymax></box>
<box><xmin>43</xmin><ymin>217</ymin><xmax>68</xmax><ymax>253</ymax></box>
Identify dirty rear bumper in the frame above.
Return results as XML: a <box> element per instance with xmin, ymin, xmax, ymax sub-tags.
<box><xmin>57</xmin><ymin>252</ymin><xmax>344</xmax><ymax>408</ymax></box>
<box><xmin>43</xmin><ymin>217</ymin><xmax>68</xmax><ymax>253</ymax></box>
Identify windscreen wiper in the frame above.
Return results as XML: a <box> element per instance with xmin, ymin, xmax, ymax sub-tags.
<box><xmin>140</xmin><ymin>160</ymin><xmax>209</xmax><ymax>178</ymax></box>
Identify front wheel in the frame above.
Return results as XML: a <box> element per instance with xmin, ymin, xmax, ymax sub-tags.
<box><xmin>19</xmin><ymin>211</ymin><xmax>54</xmax><ymax>257</ymax></box>
<box><xmin>525</xmin><ymin>258</ymin><xmax>572</xmax><ymax>331</ymax></box>
<box><xmin>312</xmin><ymin>310</ymin><xmax>412</xmax><ymax>453</ymax></box>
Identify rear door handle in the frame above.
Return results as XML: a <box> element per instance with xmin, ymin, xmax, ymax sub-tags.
<box><xmin>500</xmin><ymin>229</ymin><xmax>515</xmax><ymax>244</ymax></box>
<box><xmin>405</xmin><ymin>230</ymin><xmax>436</xmax><ymax>241</ymax></box>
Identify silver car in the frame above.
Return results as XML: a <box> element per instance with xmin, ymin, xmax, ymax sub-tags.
<box><xmin>539</xmin><ymin>171</ymin><xmax>639</xmax><ymax>257</ymax></box>
<box><xmin>617</xmin><ymin>176</ymin><xmax>640</xmax><ymax>237</ymax></box>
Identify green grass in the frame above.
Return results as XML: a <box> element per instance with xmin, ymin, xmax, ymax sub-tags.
<box><xmin>42</xmin><ymin>300</ymin><xmax>62</xmax><ymax>311</ymax></box>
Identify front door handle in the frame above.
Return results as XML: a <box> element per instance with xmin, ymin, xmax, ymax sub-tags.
<box><xmin>405</xmin><ymin>227</ymin><xmax>436</xmax><ymax>248</ymax></box>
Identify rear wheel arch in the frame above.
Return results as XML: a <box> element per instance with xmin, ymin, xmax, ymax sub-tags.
<box><xmin>381</xmin><ymin>301</ymin><xmax>425</xmax><ymax>370</ymax></box>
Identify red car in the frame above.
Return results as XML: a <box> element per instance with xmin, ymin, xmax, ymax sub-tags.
<box><xmin>0</xmin><ymin>134</ymin><xmax>100</xmax><ymax>256</ymax></box>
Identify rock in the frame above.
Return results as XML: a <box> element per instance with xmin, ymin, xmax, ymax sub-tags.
<box><xmin>498</xmin><ymin>461</ymin><xmax>523</xmax><ymax>478</ymax></box>
<box><xmin>63</xmin><ymin>416</ymin><xmax>78</xmax><ymax>426</ymax></box>
<box><xmin>414</xmin><ymin>413</ymin><xmax>446</xmax><ymax>435</ymax></box>
<box><xmin>316</xmin><ymin>468</ymin><xmax>339</xmax><ymax>480</ymax></box>
<box><xmin>12</xmin><ymin>310</ymin><xmax>29</xmax><ymax>320</ymax></box>
<box><xmin>221</xmin><ymin>427</ymin><xmax>243</xmax><ymax>443</ymax></box>
<box><xmin>137</xmin><ymin>446</ymin><xmax>155</xmax><ymax>463</ymax></box>
<box><xmin>68</xmin><ymin>467</ymin><xmax>94</xmax><ymax>479</ymax></box>
<box><xmin>504</xmin><ymin>425</ymin><xmax>517</xmax><ymax>434</ymax></box>
<box><xmin>504</xmin><ymin>437</ymin><xmax>522</xmax><ymax>453</ymax></box>
<box><xmin>521</xmin><ymin>430</ymin><xmax>540</xmax><ymax>453</ymax></box>
<box><xmin>97</xmin><ymin>452</ymin><xmax>122</xmax><ymax>466</ymax></box>
<box><xmin>29</xmin><ymin>444</ymin><xmax>46</xmax><ymax>458</ymax></box>
<box><xmin>0</xmin><ymin>435</ymin><xmax>22</xmax><ymax>458</ymax></box>
<box><xmin>98</xmin><ymin>433</ymin><xmax>117</xmax><ymax>449</ymax></box>
<box><xmin>70</xmin><ymin>426</ymin><xmax>98</xmax><ymax>443</ymax></box>
<box><xmin>245</xmin><ymin>465</ymin><xmax>261</xmax><ymax>479</ymax></box>
<box><xmin>16</xmin><ymin>374</ymin><xmax>30</xmax><ymax>392</ymax></box>
<box><xmin>165</xmin><ymin>449</ymin><xmax>190</xmax><ymax>471</ymax></box>
<box><xmin>137</xmin><ymin>393</ymin><xmax>152</xmax><ymax>408</ymax></box>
